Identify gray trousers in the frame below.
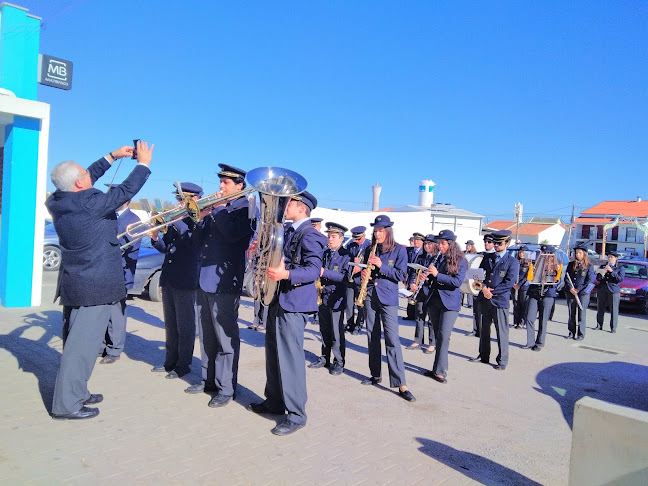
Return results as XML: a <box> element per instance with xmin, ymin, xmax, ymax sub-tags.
<box><xmin>318</xmin><ymin>305</ymin><xmax>346</xmax><ymax>365</ymax></box>
<box><xmin>365</xmin><ymin>293</ymin><xmax>407</xmax><ymax>387</ymax></box>
<box><xmin>196</xmin><ymin>291</ymin><xmax>240</xmax><ymax>397</ymax></box>
<box><xmin>104</xmin><ymin>297</ymin><xmax>127</xmax><ymax>356</ymax></box>
<box><xmin>162</xmin><ymin>286</ymin><xmax>197</xmax><ymax>376</ymax></box>
<box><xmin>567</xmin><ymin>293</ymin><xmax>590</xmax><ymax>338</ymax></box>
<box><xmin>345</xmin><ymin>285</ymin><xmax>365</xmax><ymax>327</ymax></box>
<box><xmin>428</xmin><ymin>296</ymin><xmax>459</xmax><ymax>378</ymax></box>
<box><xmin>525</xmin><ymin>296</ymin><xmax>553</xmax><ymax>348</ymax></box>
<box><xmin>597</xmin><ymin>289</ymin><xmax>620</xmax><ymax>331</ymax></box>
<box><xmin>478</xmin><ymin>300</ymin><xmax>509</xmax><ymax>366</ymax></box>
<box><xmin>264</xmin><ymin>303</ymin><xmax>309</xmax><ymax>425</ymax></box>
<box><xmin>53</xmin><ymin>303</ymin><xmax>117</xmax><ymax>415</ymax></box>
<box><xmin>414</xmin><ymin>299</ymin><xmax>434</xmax><ymax>346</ymax></box>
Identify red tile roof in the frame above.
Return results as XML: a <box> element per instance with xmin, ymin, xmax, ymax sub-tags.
<box><xmin>581</xmin><ymin>200</ymin><xmax>648</xmax><ymax>218</ymax></box>
<box><xmin>484</xmin><ymin>220</ymin><xmax>516</xmax><ymax>230</ymax></box>
<box><xmin>484</xmin><ymin>220</ymin><xmax>566</xmax><ymax>236</ymax></box>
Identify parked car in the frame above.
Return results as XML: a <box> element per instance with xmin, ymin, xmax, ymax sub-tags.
<box><xmin>507</xmin><ymin>244</ymin><xmax>569</xmax><ymax>296</ymax></box>
<box><xmin>129</xmin><ymin>237</ymin><xmax>165</xmax><ymax>301</ymax></box>
<box><xmin>590</xmin><ymin>259</ymin><xmax>648</xmax><ymax>314</ymax></box>
<box><xmin>43</xmin><ymin>221</ymin><xmax>62</xmax><ymax>271</ymax></box>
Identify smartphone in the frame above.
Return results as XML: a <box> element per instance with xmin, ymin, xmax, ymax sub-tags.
<box><xmin>132</xmin><ymin>139</ymin><xmax>140</xmax><ymax>160</ymax></box>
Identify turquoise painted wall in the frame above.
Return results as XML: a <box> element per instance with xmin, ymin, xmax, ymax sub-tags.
<box><xmin>0</xmin><ymin>4</ymin><xmax>40</xmax><ymax>99</ymax></box>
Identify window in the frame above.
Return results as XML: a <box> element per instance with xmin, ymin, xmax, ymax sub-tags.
<box><xmin>626</xmin><ymin>227</ymin><xmax>637</xmax><ymax>243</ymax></box>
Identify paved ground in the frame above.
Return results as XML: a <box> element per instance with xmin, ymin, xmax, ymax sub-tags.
<box><xmin>1</xmin><ymin>272</ymin><xmax>647</xmax><ymax>485</ymax></box>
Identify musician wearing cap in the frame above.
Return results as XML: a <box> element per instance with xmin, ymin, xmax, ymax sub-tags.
<box><xmin>421</xmin><ymin>230</ymin><xmax>467</xmax><ymax>383</ymax></box>
<box><xmin>524</xmin><ymin>245</ymin><xmax>559</xmax><ymax>351</ymax></box>
<box><xmin>309</xmin><ymin>222</ymin><xmax>351</xmax><ymax>376</ymax></box>
<box><xmin>469</xmin><ymin>234</ymin><xmax>495</xmax><ymax>338</ymax></box>
<box><xmin>463</xmin><ymin>240</ymin><xmax>477</xmax><ymax>309</ymax></box>
<box><xmin>311</xmin><ymin>217</ymin><xmax>323</xmax><ymax>232</ymax></box>
<box><xmin>565</xmin><ymin>243</ymin><xmax>595</xmax><ymax>340</ymax></box>
<box><xmin>248</xmin><ymin>191</ymin><xmax>327</xmax><ymax>436</ymax></box>
<box><xmin>345</xmin><ymin>225</ymin><xmax>372</xmax><ymax>334</ymax></box>
<box><xmin>468</xmin><ymin>230</ymin><xmax>518</xmax><ymax>370</ymax></box>
<box><xmin>405</xmin><ymin>234</ymin><xmax>438</xmax><ymax>353</ymax></box>
<box><xmin>512</xmin><ymin>246</ymin><xmax>531</xmax><ymax>329</ymax></box>
<box><xmin>149</xmin><ymin>182</ymin><xmax>203</xmax><ymax>379</ymax></box>
<box><xmin>405</xmin><ymin>232</ymin><xmax>425</xmax><ymax>320</ymax></box>
<box><xmin>596</xmin><ymin>250</ymin><xmax>625</xmax><ymax>333</ymax></box>
<box><xmin>186</xmin><ymin>164</ymin><xmax>254</xmax><ymax>406</ymax></box>
<box><xmin>360</xmin><ymin>215</ymin><xmax>415</xmax><ymax>402</ymax></box>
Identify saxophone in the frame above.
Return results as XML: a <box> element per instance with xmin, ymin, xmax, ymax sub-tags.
<box><xmin>355</xmin><ymin>239</ymin><xmax>378</xmax><ymax>307</ymax></box>
<box><xmin>408</xmin><ymin>268</ymin><xmax>426</xmax><ymax>306</ymax></box>
<box><xmin>315</xmin><ymin>278</ymin><xmax>323</xmax><ymax>306</ymax></box>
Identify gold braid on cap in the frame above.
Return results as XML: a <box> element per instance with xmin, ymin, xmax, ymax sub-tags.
<box><xmin>219</xmin><ymin>170</ymin><xmax>242</xmax><ymax>179</ymax></box>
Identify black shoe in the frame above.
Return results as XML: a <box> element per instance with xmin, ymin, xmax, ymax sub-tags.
<box><xmin>422</xmin><ymin>346</ymin><xmax>435</xmax><ymax>354</ymax></box>
<box><xmin>247</xmin><ymin>402</ymin><xmax>284</xmax><ymax>415</ymax></box>
<box><xmin>361</xmin><ymin>377</ymin><xmax>382</xmax><ymax>386</ymax></box>
<box><xmin>100</xmin><ymin>355</ymin><xmax>120</xmax><ymax>365</ymax></box>
<box><xmin>165</xmin><ymin>371</ymin><xmax>179</xmax><ymax>379</ymax></box>
<box><xmin>468</xmin><ymin>356</ymin><xmax>488</xmax><ymax>364</ymax></box>
<box><xmin>611</xmin><ymin>329</ymin><xmax>616</xmax><ymax>333</ymax></box>
<box><xmin>398</xmin><ymin>389</ymin><xmax>416</xmax><ymax>402</ymax></box>
<box><xmin>185</xmin><ymin>382</ymin><xmax>217</xmax><ymax>394</ymax></box>
<box><xmin>493</xmin><ymin>364</ymin><xmax>506</xmax><ymax>371</ymax></box>
<box><xmin>329</xmin><ymin>363</ymin><xmax>344</xmax><ymax>376</ymax></box>
<box><xmin>271</xmin><ymin>418</ymin><xmax>305</xmax><ymax>436</ymax></box>
<box><xmin>308</xmin><ymin>357</ymin><xmax>328</xmax><ymax>369</ymax></box>
<box><xmin>532</xmin><ymin>345</ymin><xmax>541</xmax><ymax>352</ymax></box>
<box><xmin>208</xmin><ymin>393</ymin><xmax>233</xmax><ymax>408</ymax></box>
<box><xmin>522</xmin><ymin>345</ymin><xmax>533</xmax><ymax>349</ymax></box>
<box><xmin>84</xmin><ymin>394</ymin><xmax>103</xmax><ymax>405</ymax></box>
<box><xmin>405</xmin><ymin>344</ymin><xmax>421</xmax><ymax>350</ymax></box>
<box><xmin>575</xmin><ymin>335</ymin><xmax>584</xmax><ymax>341</ymax></box>
<box><xmin>566</xmin><ymin>333</ymin><xmax>574</xmax><ymax>339</ymax></box>
<box><xmin>151</xmin><ymin>365</ymin><xmax>167</xmax><ymax>372</ymax></box>
<box><xmin>52</xmin><ymin>406</ymin><xmax>100</xmax><ymax>420</ymax></box>
<box><xmin>596</xmin><ymin>325</ymin><xmax>603</xmax><ymax>330</ymax></box>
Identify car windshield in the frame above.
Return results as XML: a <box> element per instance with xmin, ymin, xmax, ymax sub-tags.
<box><xmin>620</xmin><ymin>263</ymin><xmax>648</xmax><ymax>280</ymax></box>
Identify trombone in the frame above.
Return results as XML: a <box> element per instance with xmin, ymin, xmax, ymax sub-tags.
<box><xmin>118</xmin><ymin>187</ymin><xmax>254</xmax><ymax>249</ymax></box>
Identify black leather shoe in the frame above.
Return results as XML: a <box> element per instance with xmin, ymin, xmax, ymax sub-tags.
<box><xmin>493</xmin><ymin>364</ymin><xmax>506</xmax><ymax>371</ymax></box>
<box><xmin>398</xmin><ymin>389</ymin><xmax>416</xmax><ymax>402</ymax></box>
<box><xmin>84</xmin><ymin>394</ymin><xmax>103</xmax><ymax>405</ymax></box>
<box><xmin>208</xmin><ymin>393</ymin><xmax>232</xmax><ymax>408</ymax></box>
<box><xmin>308</xmin><ymin>357</ymin><xmax>328</xmax><ymax>369</ymax></box>
<box><xmin>329</xmin><ymin>363</ymin><xmax>344</xmax><ymax>376</ymax></box>
<box><xmin>430</xmin><ymin>374</ymin><xmax>447</xmax><ymax>384</ymax></box>
<box><xmin>566</xmin><ymin>333</ymin><xmax>574</xmax><ymax>339</ymax></box>
<box><xmin>271</xmin><ymin>419</ymin><xmax>305</xmax><ymax>436</ymax></box>
<box><xmin>611</xmin><ymin>329</ymin><xmax>616</xmax><ymax>333</ymax></box>
<box><xmin>185</xmin><ymin>382</ymin><xmax>205</xmax><ymax>394</ymax></box>
<box><xmin>247</xmin><ymin>402</ymin><xmax>284</xmax><ymax>415</ymax></box>
<box><xmin>522</xmin><ymin>345</ymin><xmax>533</xmax><ymax>349</ymax></box>
<box><xmin>165</xmin><ymin>371</ymin><xmax>179</xmax><ymax>379</ymax></box>
<box><xmin>52</xmin><ymin>406</ymin><xmax>99</xmax><ymax>420</ymax></box>
<box><xmin>596</xmin><ymin>326</ymin><xmax>603</xmax><ymax>330</ymax></box>
<box><xmin>151</xmin><ymin>365</ymin><xmax>167</xmax><ymax>372</ymax></box>
<box><xmin>575</xmin><ymin>335</ymin><xmax>584</xmax><ymax>341</ymax></box>
<box><xmin>468</xmin><ymin>356</ymin><xmax>488</xmax><ymax>364</ymax></box>
<box><xmin>100</xmin><ymin>355</ymin><xmax>119</xmax><ymax>365</ymax></box>
<box><xmin>532</xmin><ymin>345</ymin><xmax>541</xmax><ymax>352</ymax></box>
<box><xmin>405</xmin><ymin>344</ymin><xmax>421</xmax><ymax>350</ymax></box>
<box><xmin>361</xmin><ymin>377</ymin><xmax>382</xmax><ymax>386</ymax></box>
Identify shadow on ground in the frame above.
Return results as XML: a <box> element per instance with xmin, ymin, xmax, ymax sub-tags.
<box><xmin>416</xmin><ymin>438</ymin><xmax>542</xmax><ymax>485</ymax></box>
<box><xmin>534</xmin><ymin>360</ymin><xmax>648</xmax><ymax>428</ymax></box>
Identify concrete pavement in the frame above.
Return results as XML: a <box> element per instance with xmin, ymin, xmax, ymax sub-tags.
<box><xmin>0</xmin><ymin>272</ymin><xmax>647</xmax><ymax>485</ymax></box>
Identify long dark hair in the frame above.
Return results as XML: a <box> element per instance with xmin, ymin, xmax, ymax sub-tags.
<box><xmin>445</xmin><ymin>241</ymin><xmax>466</xmax><ymax>275</ymax></box>
<box><xmin>573</xmin><ymin>248</ymin><xmax>590</xmax><ymax>269</ymax></box>
<box><xmin>375</xmin><ymin>226</ymin><xmax>396</xmax><ymax>253</ymax></box>
<box><xmin>424</xmin><ymin>241</ymin><xmax>438</xmax><ymax>257</ymax></box>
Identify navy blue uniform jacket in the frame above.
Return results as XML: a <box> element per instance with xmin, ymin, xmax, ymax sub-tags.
<box><xmin>597</xmin><ymin>263</ymin><xmax>625</xmax><ymax>293</ymax></box>
<box><xmin>566</xmin><ymin>261</ymin><xmax>595</xmax><ymax>295</ymax></box>
<box><xmin>482</xmin><ymin>253</ymin><xmax>519</xmax><ymax>308</ymax></box>
<box><xmin>516</xmin><ymin>259</ymin><xmax>531</xmax><ymax>291</ymax></box>
<box><xmin>46</xmin><ymin>158</ymin><xmax>150</xmax><ymax>307</ymax></box>
<box><xmin>425</xmin><ymin>256</ymin><xmax>468</xmax><ymax>312</ymax></box>
<box><xmin>364</xmin><ymin>244</ymin><xmax>408</xmax><ymax>306</ymax></box>
<box><xmin>117</xmin><ymin>208</ymin><xmax>141</xmax><ymax>290</ymax></box>
<box><xmin>407</xmin><ymin>252</ymin><xmax>436</xmax><ymax>303</ymax></box>
<box><xmin>197</xmin><ymin>195</ymin><xmax>254</xmax><ymax>294</ymax></box>
<box><xmin>152</xmin><ymin>217</ymin><xmax>201</xmax><ymax>289</ymax></box>
<box><xmin>321</xmin><ymin>246</ymin><xmax>351</xmax><ymax>310</ymax></box>
<box><xmin>347</xmin><ymin>239</ymin><xmax>371</xmax><ymax>285</ymax></box>
<box><xmin>280</xmin><ymin>221</ymin><xmax>327</xmax><ymax>313</ymax></box>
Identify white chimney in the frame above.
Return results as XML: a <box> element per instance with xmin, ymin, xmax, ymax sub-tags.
<box><xmin>638</xmin><ymin>196</ymin><xmax>642</xmax><ymax>202</ymax></box>
<box><xmin>418</xmin><ymin>180</ymin><xmax>435</xmax><ymax>207</ymax></box>
<box><xmin>372</xmin><ymin>183</ymin><xmax>382</xmax><ymax>211</ymax></box>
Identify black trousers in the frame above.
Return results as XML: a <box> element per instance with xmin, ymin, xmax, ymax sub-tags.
<box><xmin>597</xmin><ymin>289</ymin><xmax>620</xmax><ymax>331</ymax></box>
<box><xmin>345</xmin><ymin>284</ymin><xmax>365</xmax><ymax>328</ymax></box>
<box><xmin>104</xmin><ymin>297</ymin><xmax>127</xmax><ymax>357</ymax></box>
<box><xmin>567</xmin><ymin>293</ymin><xmax>591</xmax><ymax>338</ymax></box>
<box><xmin>512</xmin><ymin>288</ymin><xmax>528</xmax><ymax>326</ymax></box>
<box><xmin>413</xmin><ymin>299</ymin><xmax>434</xmax><ymax>346</ymax></box>
<box><xmin>318</xmin><ymin>304</ymin><xmax>346</xmax><ymax>365</ymax></box>
<box><xmin>162</xmin><ymin>286</ymin><xmax>197</xmax><ymax>376</ymax></box>
<box><xmin>472</xmin><ymin>296</ymin><xmax>482</xmax><ymax>336</ymax></box>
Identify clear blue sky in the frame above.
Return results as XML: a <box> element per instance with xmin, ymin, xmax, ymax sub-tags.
<box><xmin>19</xmin><ymin>1</ymin><xmax>648</xmax><ymax>222</ymax></box>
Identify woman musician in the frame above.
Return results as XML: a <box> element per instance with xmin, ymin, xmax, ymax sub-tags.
<box><xmin>405</xmin><ymin>234</ymin><xmax>438</xmax><ymax>354</ymax></box>
<box><xmin>421</xmin><ymin>230</ymin><xmax>467</xmax><ymax>384</ymax></box>
<box><xmin>512</xmin><ymin>246</ymin><xmax>532</xmax><ymax>329</ymax></box>
<box><xmin>360</xmin><ymin>215</ymin><xmax>415</xmax><ymax>402</ymax></box>
<box><xmin>565</xmin><ymin>243</ymin><xmax>595</xmax><ymax>340</ymax></box>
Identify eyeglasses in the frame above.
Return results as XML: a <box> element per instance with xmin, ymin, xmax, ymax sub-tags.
<box><xmin>493</xmin><ymin>241</ymin><xmax>506</xmax><ymax>247</ymax></box>
<box><xmin>175</xmin><ymin>195</ymin><xmax>185</xmax><ymax>201</ymax></box>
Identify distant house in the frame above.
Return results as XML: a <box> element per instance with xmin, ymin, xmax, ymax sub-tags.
<box><xmin>483</xmin><ymin>220</ymin><xmax>567</xmax><ymax>246</ymax></box>
<box><xmin>574</xmin><ymin>198</ymin><xmax>648</xmax><ymax>256</ymax></box>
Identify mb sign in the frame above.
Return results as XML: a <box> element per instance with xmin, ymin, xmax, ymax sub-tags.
<box><xmin>37</xmin><ymin>54</ymin><xmax>73</xmax><ymax>90</ymax></box>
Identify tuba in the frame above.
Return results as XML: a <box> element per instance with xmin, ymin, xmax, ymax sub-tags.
<box><xmin>527</xmin><ymin>251</ymin><xmax>563</xmax><ymax>295</ymax></box>
<box><xmin>246</xmin><ymin>167</ymin><xmax>308</xmax><ymax>306</ymax></box>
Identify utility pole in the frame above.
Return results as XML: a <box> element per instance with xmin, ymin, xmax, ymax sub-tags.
<box><xmin>565</xmin><ymin>204</ymin><xmax>575</xmax><ymax>252</ymax></box>
<box><xmin>514</xmin><ymin>202</ymin><xmax>523</xmax><ymax>243</ymax></box>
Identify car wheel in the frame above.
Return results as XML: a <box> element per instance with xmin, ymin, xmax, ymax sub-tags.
<box><xmin>643</xmin><ymin>296</ymin><xmax>648</xmax><ymax>315</ymax></box>
<box><xmin>148</xmin><ymin>271</ymin><xmax>163</xmax><ymax>302</ymax></box>
<box><xmin>43</xmin><ymin>245</ymin><xmax>62</xmax><ymax>271</ymax></box>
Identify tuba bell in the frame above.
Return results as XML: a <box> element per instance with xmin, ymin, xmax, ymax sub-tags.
<box><xmin>246</xmin><ymin>167</ymin><xmax>308</xmax><ymax>306</ymax></box>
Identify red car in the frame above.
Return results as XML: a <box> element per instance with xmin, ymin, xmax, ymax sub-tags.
<box><xmin>590</xmin><ymin>259</ymin><xmax>648</xmax><ymax>314</ymax></box>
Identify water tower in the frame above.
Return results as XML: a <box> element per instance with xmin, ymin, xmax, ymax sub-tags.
<box><xmin>418</xmin><ymin>180</ymin><xmax>435</xmax><ymax>207</ymax></box>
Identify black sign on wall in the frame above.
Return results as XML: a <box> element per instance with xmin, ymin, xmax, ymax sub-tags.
<box><xmin>37</xmin><ymin>54</ymin><xmax>73</xmax><ymax>90</ymax></box>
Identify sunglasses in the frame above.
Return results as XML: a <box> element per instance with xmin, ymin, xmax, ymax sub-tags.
<box><xmin>493</xmin><ymin>241</ymin><xmax>506</xmax><ymax>247</ymax></box>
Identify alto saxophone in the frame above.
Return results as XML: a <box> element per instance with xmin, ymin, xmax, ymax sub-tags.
<box><xmin>315</xmin><ymin>278</ymin><xmax>323</xmax><ymax>306</ymax></box>
<box><xmin>355</xmin><ymin>240</ymin><xmax>378</xmax><ymax>307</ymax></box>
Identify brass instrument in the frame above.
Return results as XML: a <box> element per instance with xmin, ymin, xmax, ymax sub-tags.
<box><xmin>528</xmin><ymin>251</ymin><xmax>563</xmax><ymax>296</ymax></box>
<box><xmin>316</xmin><ymin>278</ymin><xmax>323</xmax><ymax>306</ymax></box>
<box><xmin>355</xmin><ymin>239</ymin><xmax>378</xmax><ymax>307</ymax></box>
<box><xmin>407</xmin><ymin>258</ymin><xmax>436</xmax><ymax>305</ymax></box>
<box><xmin>247</xmin><ymin>167</ymin><xmax>308</xmax><ymax>306</ymax></box>
<box><xmin>349</xmin><ymin>246</ymin><xmax>366</xmax><ymax>282</ymax></box>
<box><xmin>460</xmin><ymin>254</ymin><xmax>484</xmax><ymax>295</ymax></box>
<box><xmin>185</xmin><ymin>187</ymin><xmax>255</xmax><ymax>221</ymax></box>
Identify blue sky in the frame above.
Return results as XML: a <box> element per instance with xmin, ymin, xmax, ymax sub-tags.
<box><xmin>18</xmin><ymin>1</ymin><xmax>648</xmax><ymax>221</ymax></box>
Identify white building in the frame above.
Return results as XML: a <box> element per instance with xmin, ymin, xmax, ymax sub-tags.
<box><xmin>483</xmin><ymin>220</ymin><xmax>568</xmax><ymax>247</ymax></box>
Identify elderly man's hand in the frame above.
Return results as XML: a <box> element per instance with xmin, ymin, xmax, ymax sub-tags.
<box><xmin>112</xmin><ymin>146</ymin><xmax>134</xmax><ymax>159</ymax></box>
<box><xmin>135</xmin><ymin>141</ymin><xmax>154</xmax><ymax>166</ymax></box>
